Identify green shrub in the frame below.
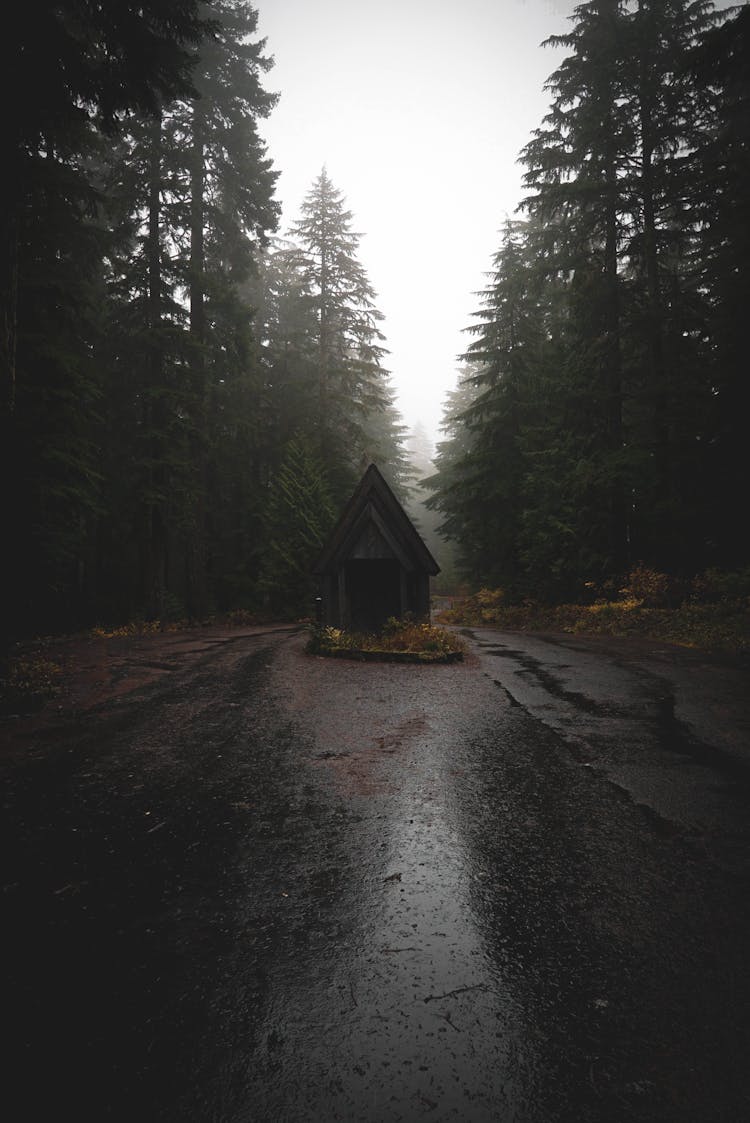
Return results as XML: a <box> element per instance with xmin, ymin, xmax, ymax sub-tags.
<box><xmin>693</xmin><ymin>567</ymin><xmax>750</xmax><ymax>603</ymax></box>
<box><xmin>619</xmin><ymin>564</ymin><xmax>671</xmax><ymax>607</ymax></box>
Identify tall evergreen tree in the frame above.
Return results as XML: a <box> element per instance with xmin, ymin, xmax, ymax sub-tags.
<box><xmin>620</xmin><ymin>0</ymin><xmax>719</xmax><ymax>567</ymax></box>
<box><xmin>260</xmin><ymin>438</ymin><xmax>335</xmax><ymax>618</ymax></box>
<box><xmin>423</xmin><ymin>365</ymin><xmax>484</xmax><ymax>584</ymax></box>
<box><xmin>1</xmin><ymin>0</ymin><xmax>208</xmax><ymax>416</ymax></box>
<box><xmin>2</xmin><ymin>2</ymin><xmax>215</xmax><ymax>637</ymax></box>
<box><xmin>687</xmin><ymin>5</ymin><xmax>750</xmax><ymax>566</ymax></box>
<box><xmin>98</xmin><ymin>0</ymin><xmax>279</xmax><ymax>621</ymax></box>
<box><xmin>521</xmin><ymin>0</ymin><xmax>633</xmax><ymax>574</ymax></box>
<box><xmin>427</xmin><ymin>223</ymin><xmax>578</xmax><ymax>596</ymax></box>
<box><xmin>519</xmin><ymin>0</ymin><xmax>722</xmax><ymax>579</ymax></box>
<box><xmin>99</xmin><ymin>109</ymin><xmax>191</xmax><ymax>621</ymax></box>
<box><xmin>284</xmin><ymin>169</ymin><xmax>404</xmax><ymax>500</ymax></box>
<box><xmin>404</xmin><ymin>424</ymin><xmax>460</xmax><ymax>585</ymax></box>
<box><xmin>177</xmin><ymin>0</ymin><xmax>280</xmax><ymax>616</ymax></box>
<box><xmin>8</xmin><ymin>137</ymin><xmax>108</xmax><ymax>631</ymax></box>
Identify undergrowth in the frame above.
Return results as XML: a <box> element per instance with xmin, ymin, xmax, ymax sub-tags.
<box><xmin>436</xmin><ymin>566</ymin><xmax>750</xmax><ymax>654</ymax></box>
<box><xmin>307</xmin><ymin>616</ymin><xmax>466</xmax><ymax>662</ymax></box>
<box><xmin>88</xmin><ymin>606</ymin><xmax>271</xmax><ymax>639</ymax></box>
<box><xmin>0</xmin><ymin>654</ymin><xmax>62</xmax><ymax>713</ymax></box>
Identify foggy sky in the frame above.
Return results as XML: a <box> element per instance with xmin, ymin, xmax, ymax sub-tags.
<box><xmin>254</xmin><ymin>0</ymin><xmax>602</xmax><ymax>443</ymax></box>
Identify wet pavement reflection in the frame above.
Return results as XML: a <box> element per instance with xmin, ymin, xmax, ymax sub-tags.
<box><xmin>225</xmin><ymin>651</ymin><xmax>511</xmax><ymax>1120</ymax></box>
<box><xmin>3</xmin><ymin>628</ymin><xmax>749</xmax><ymax>1121</ymax></box>
<box><xmin>244</xmin><ymin>662</ymin><xmax>529</xmax><ymax>1120</ymax></box>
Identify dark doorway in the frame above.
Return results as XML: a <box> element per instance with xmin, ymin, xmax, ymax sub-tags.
<box><xmin>346</xmin><ymin>559</ymin><xmax>401</xmax><ymax>631</ymax></box>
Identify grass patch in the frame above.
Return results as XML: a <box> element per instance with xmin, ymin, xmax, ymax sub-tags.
<box><xmin>306</xmin><ymin>617</ymin><xmax>466</xmax><ymax>663</ymax></box>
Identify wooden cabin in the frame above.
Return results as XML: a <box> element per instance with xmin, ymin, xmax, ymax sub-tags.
<box><xmin>312</xmin><ymin>463</ymin><xmax>440</xmax><ymax>631</ymax></box>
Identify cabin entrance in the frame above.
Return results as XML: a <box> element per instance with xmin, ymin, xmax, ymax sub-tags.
<box><xmin>346</xmin><ymin>558</ymin><xmax>402</xmax><ymax>632</ymax></box>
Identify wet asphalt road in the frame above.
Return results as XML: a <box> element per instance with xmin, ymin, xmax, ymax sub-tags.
<box><xmin>2</xmin><ymin>627</ymin><xmax>750</xmax><ymax>1122</ymax></box>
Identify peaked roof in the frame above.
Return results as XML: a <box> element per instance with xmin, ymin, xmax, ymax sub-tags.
<box><xmin>313</xmin><ymin>463</ymin><xmax>440</xmax><ymax>576</ymax></box>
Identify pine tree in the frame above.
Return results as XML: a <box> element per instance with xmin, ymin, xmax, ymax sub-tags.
<box><xmin>427</xmin><ymin>0</ymin><xmax>741</xmax><ymax>601</ymax></box>
<box><xmin>176</xmin><ymin>0</ymin><xmax>280</xmax><ymax>616</ymax></box>
<box><xmin>260</xmin><ymin>438</ymin><xmax>335</xmax><ymax>617</ymax></box>
<box><xmin>285</xmin><ymin>169</ymin><xmax>399</xmax><ymax>500</ymax></box>
<box><xmin>99</xmin><ymin>109</ymin><xmax>192</xmax><ymax>620</ymax></box>
<box><xmin>423</xmin><ymin>365</ymin><xmax>484</xmax><ymax>584</ymax></box>
<box><xmin>520</xmin><ymin>0</ymin><xmax>723</xmax><ymax>579</ymax></box>
<box><xmin>521</xmin><ymin>0</ymin><xmax>633</xmax><ymax>575</ymax></box>
<box><xmin>686</xmin><ymin>5</ymin><xmax>750</xmax><ymax>567</ymax></box>
<box><xmin>247</xmin><ymin>238</ymin><xmax>321</xmax><ymax>448</ymax></box>
<box><xmin>619</xmin><ymin>0</ymin><xmax>720</xmax><ymax>568</ymax></box>
<box><xmin>402</xmin><ymin>424</ymin><xmax>457</xmax><ymax>584</ymax></box>
<box><xmin>7</xmin><ymin>137</ymin><xmax>108</xmax><ymax>633</ymax></box>
<box><xmin>425</xmin><ymin>221</ymin><xmax>575</xmax><ymax>596</ymax></box>
<box><xmin>1</xmin><ymin>0</ymin><xmax>208</xmax><ymax>417</ymax></box>
<box><xmin>98</xmin><ymin>0</ymin><xmax>279</xmax><ymax>621</ymax></box>
<box><xmin>1</xmin><ymin>2</ymin><xmax>211</xmax><ymax>637</ymax></box>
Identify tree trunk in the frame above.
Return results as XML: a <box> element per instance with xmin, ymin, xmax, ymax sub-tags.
<box><xmin>146</xmin><ymin>113</ymin><xmax>167</xmax><ymax>620</ymax></box>
<box><xmin>187</xmin><ymin>98</ymin><xmax>208</xmax><ymax>619</ymax></box>
<box><xmin>0</xmin><ymin>187</ymin><xmax>20</xmax><ymax>642</ymax></box>
<box><xmin>603</xmin><ymin>133</ymin><xmax>627</xmax><ymax>571</ymax></box>
<box><xmin>638</xmin><ymin>1</ymin><xmax>670</xmax><ymax>559</ymax></box>
<box><xmin>0</xmin><ymin>206</ymin><xmax>18</xmax><ymax>417</ymax></box>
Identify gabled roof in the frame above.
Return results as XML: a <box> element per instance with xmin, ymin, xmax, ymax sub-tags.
<box><xmin>313</xmin><ymin>463</ymin><xmax>440</xmax><ymax>576</ymax></box>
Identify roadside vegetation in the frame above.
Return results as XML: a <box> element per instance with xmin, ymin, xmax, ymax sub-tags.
<box><xmin>0</xmin><ymin>653</ymin><xmax>63</xmax><ymax>714</ymax></box>
<box><xmin>306</xmin><ymin>617</ymin><xmax>466</xmax><ymax>664</ymax></box>
<box><xmin>436</xmin><ymin>566</ymin><xmax>750</xmax><ymax>655</ymax></box>
<box><xmin>0</xmin><ymin>609</ymin><xmax>279</xmax><ymax>716</ymax></box>
<box><xmin>86</xmin><ymin>607</ymin><xmax>270</xmax><ymax>639</ymax></box>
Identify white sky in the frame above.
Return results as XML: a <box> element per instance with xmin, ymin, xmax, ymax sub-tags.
<box><xmin>253</xmin><ymin>0</ymin><xmax>581</xmax><ymax>442</ymax></box>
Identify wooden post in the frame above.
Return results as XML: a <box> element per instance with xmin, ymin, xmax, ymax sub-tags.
<box><xmin>337</xmin><ymin>567</ymin><xmax>347</xmax><ymax>627</ymax></box>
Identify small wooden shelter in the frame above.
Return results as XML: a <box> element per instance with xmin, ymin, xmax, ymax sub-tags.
<box><xmin>312</xmin><ymin>463</ymin><xmax>440</xmax><ymax>631</ymax></box>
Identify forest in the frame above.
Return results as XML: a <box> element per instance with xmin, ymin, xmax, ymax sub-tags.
<box><xmin>2</xmin><ymin>0</ymin><xmax>748</xmax><ymax>642</ymax></box>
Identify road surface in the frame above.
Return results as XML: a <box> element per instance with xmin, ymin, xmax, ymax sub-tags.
<box><xmin>2</xmin><ymin>625</ymin><xmax>749</xmax><ymax>1121</ymax></box>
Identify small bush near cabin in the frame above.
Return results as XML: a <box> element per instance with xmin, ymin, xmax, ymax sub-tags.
<box><xmin>307</xmin><ymin>617</ymin><xmax>466</xmax><ymax>663</ymax></box>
